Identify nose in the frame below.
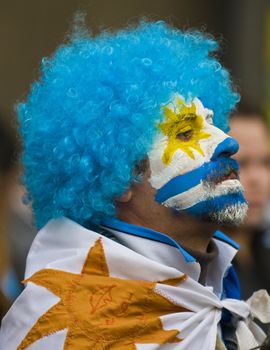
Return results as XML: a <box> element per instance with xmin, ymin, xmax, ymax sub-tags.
<box><xmin>211</xmin><ymin>137</ymin><xmax>239</xmax><ymax>161</ymax></box>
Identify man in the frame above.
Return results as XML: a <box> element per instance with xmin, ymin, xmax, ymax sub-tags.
<box><xmin>224</xmin><ymin>109</ymin><xmax>270</xmax><ymax>298</ymax></box>
<box><xmin>1</xmin><ymin>20</ymin><xmax>269</xmax><ymax>350</ymax></box>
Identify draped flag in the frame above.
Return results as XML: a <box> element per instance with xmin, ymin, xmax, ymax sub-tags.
<box><xmin>1</xmin><ymin>218</ymin><xmax>269</xmax><ymax>350</ymax></box>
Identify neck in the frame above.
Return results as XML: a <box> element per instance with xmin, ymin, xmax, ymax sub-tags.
<box><xmin>117</xmin><ymin>207</ymin><xmax>218</xmax><ymax>254</ymax></box>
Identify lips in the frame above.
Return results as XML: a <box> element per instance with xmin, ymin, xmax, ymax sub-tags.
<box><xmin>207</xmin><ymin>167</ymin><xmax>239</xmax><ymax>185</ymax></box>
<box><xmin>215</xmin><ymin>169</ymin><xmax>238</xmax><ymax>184</ymax></box>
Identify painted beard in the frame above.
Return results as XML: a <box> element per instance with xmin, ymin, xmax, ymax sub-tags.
<box><xmin>207</xmin><ymin>202</ymin><xmax>248</xmax><ymax>226</ymax></box>
<box><xmin>148</xmin><ymin>95</ymin><xmax>248</xmax><ymax>227</ymax></box>
<box><xmin>155</xmin><ymin>159</ymin><xmax>248</xmax><ymax>226</ymax></box>
<box><xmin>184</xmin><ymin>179</ymin><xmax>248</xmax><ymax>226</ymax></box>
<box><xmin>198</xmin><ymin>160</ymin><xmax>248</xmax><ymax>225</ymax></box>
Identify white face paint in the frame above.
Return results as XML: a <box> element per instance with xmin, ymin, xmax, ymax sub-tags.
<box><xmin>148</xmin><ymin>94</ymin><xmax>247</xmax><ymax>224</ymax></box>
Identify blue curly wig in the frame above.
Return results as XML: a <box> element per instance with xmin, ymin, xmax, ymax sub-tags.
<box><xmin>18</xmin><ymin>20</ymin><xmax>239</xmax><ymax>229</ymax></box>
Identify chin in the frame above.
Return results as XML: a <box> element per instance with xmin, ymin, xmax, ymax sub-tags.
<box><xmin>203</xmin><ymin>180</ymin><xmax>248</xmax><ymax>226</ymax></box>
<box><xmin>206</xmin><ymin>202</ymin><xmax>248</xmax><ymax>226</ymax></box>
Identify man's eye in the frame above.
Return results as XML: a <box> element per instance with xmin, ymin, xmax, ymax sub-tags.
<box><xmin>176</xmin><ymin>129</ymin><xmax>193</xmax><ymax>141</ymax></box>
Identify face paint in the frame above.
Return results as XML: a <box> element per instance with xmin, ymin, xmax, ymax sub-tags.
<box><xmin>148</xmin><ymin>94</ymin><xmax>247</xmax><ymax>224</ymax></box>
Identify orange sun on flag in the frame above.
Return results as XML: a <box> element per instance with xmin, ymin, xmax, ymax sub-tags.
<box><xmin>18</xmin><ymin>238</ymin><xmax>188</xmax><ymax>350</ymax></box>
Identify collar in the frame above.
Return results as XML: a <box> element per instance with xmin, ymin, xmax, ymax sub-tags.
<box><xmin>101</xmin><ymin>217</ymin><xmax>239</xmax><ymax>297</ymax></box>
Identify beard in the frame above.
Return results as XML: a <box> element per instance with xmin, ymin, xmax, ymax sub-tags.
<box><xmin>203</xmin><ymin>201</ymin><xmax>248</xmax><ymax>226</ymax></box>
<box><xmin>163</xmin><ymin>178</ymin><xmax>248</xmax><ymax>227</ymax></box>
<box><xmin>199</xmin><ymin>179</ymin><xmax>248</xmax><ymax>226</ymax></box>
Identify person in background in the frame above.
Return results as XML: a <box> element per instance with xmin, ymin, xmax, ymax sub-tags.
<box><xmin>7</xmin><ymin>172</ymin><xmax>36</xmax><ymax>283</ymax></box>
<box><xmin>0</xmin><ymin>115</ymin><xmax>21</xmax><ymax>320</ymax></box>
<box><xmin>223</xmin><ymin>106</ymin><xmax>270</xmax><ymax>299</ymax></box>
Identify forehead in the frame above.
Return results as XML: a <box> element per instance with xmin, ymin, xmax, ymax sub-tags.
<box><xmin>229</xmin><ymin>118</ymin><xmax>269</xmax><ymax>156</ymax></box>
<box><xmin>162</xmin><ymin>95</ymin><xmax>214</xmax><ymax>121</ymax></box>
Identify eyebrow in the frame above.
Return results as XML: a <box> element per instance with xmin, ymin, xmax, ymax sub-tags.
<box><xmin>181</xmin><ymin>113</ymin><xmax>197</xmax><ymax>121</ymax></box>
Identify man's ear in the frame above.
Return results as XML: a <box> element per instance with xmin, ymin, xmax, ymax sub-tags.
<box><xmin>116</xmin><ymin>189</ymin><xmax>133</xmax><ymax>203</ymax></box>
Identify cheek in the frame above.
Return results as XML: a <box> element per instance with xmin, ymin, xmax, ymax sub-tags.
<box><xmin>148</xmin><ymin>139</ymin><xmax>205</xmax><ymax>190</ymax></box>
<box><xmin>148</xmin><ymin>127</ymin><xmax>228</xmax><ymax>190</ymax></box>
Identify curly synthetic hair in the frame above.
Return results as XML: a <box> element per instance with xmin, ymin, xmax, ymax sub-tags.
<box><xmin>18</xmin><ymin>20</ymin><xmax>239</xmax><ymax>229</ymax></box>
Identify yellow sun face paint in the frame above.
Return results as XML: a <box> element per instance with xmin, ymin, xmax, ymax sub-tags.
<box><xmin>159</xmin><ymin>97</ymin><xmax>211</xmax><ymax>165</ymax></box>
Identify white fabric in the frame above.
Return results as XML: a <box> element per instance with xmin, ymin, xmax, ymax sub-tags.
<box><xmin>105</xmin><ymin>226</ymin><xmax>238</xmax><ymax>297</ymax></box>
<box><xmin>0</xmin><ymin>218</ymin><xmax>269</xmax><ymax>350</ymax></box>
<box><xmin>103</xmin><ymin>227</ymin><xmax>201</xmax><ymax>282</ymax></box>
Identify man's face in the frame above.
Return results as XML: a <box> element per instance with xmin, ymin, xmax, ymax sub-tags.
<box><xmin>148</xmin><ymin>95</ymin><xmax>247</xmax><ymax>225</ymax></box>
<box><xmin>229</xmin><ymin>117</ymin><xmax>270</xmax><ymax>227</ymax></box>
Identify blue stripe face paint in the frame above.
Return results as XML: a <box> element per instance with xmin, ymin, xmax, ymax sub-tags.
<box><xmin>185</xmin><ymin>193</ymin><xmax>246</xmax><ymax>216</ymax></box>
<box><xmin>155</xmin><ymin>156</ymin><xmax>240</xmax><ymax>203</ymax></box>
<box><xmin>148</xmin><ymin>95</ymin><xmax>247</xmax><ymax>224</ymax></box>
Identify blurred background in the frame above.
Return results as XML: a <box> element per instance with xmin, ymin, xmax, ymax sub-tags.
<box><xmin>1</xmin><ymin>0</ymin><xmax>268</xmax><ymax>119</ymax></box>
<box><xmin>0</xmin><ymin>0</ymin><xmax>270</xmax><ymax>318</ymax></box>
